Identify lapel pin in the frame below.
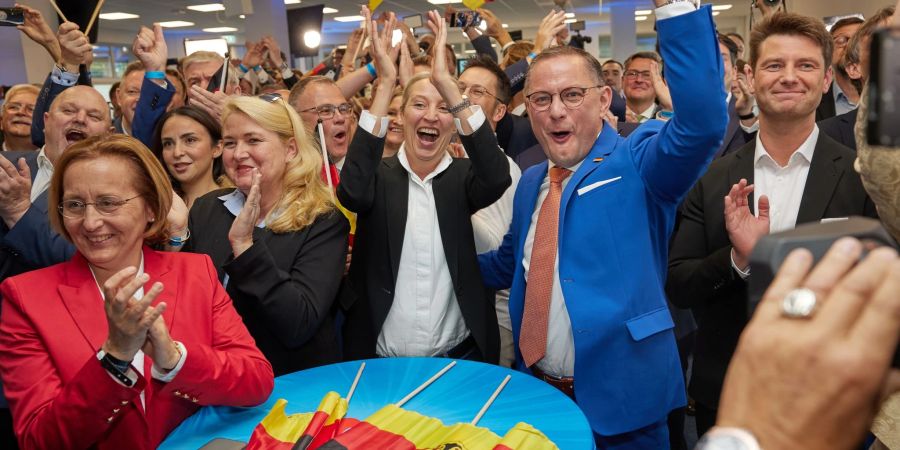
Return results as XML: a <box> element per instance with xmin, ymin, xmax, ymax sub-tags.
<box><xmin>593</xmin><ymin>157</ymin><xmax>604</xmax><ymax>163</ymax></box>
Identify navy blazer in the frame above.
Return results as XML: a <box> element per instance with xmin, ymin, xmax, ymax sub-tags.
<box><xmin>478</xmin><ymin>6</ymin><xmax>727</xmax><ymax>436</ymax></box>
<box><xmin>30</xmin><ymin>74</ymin><xmax>172</xmax><ymax>149</ymax></box>
<box><xmin>818</xmin><ymin>108</ymin><xmax>857</xmax><ymax>151</ymax></box>
<box><xmin>717</xmin><ymin>97</ymin><xmax>754</xmax><ymax>158</ymax></box>
<box><xmin>0</xmin><ymin>152</ymin><xmax>75</xmax><ymax>282</ymax></box>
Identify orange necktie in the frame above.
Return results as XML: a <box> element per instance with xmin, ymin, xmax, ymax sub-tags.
<box><xmin>520</xmin><ymin>166</ymin><xmax>571</xmax><ymax>367</ymax></box>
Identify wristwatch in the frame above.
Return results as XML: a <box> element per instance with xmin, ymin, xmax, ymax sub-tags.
<box><xmin>696</xmin><ymin>427</ymin><xmax>761</xmax><ymax>450</ymax></box>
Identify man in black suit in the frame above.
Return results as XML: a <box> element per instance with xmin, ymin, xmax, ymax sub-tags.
<box><xmin>814</xmin><ymin>17</ymin><xmax>863</xmax><ymax>122</ymax></box>
<box><xmin>666</xmin><ymin>12</ymin><xmax>878</xmax><ymax>437</ymax></box>
<box><xmin>818</xmin><ymin>7</ymin><xmax>895</xmax><ymax>150</ymax></box>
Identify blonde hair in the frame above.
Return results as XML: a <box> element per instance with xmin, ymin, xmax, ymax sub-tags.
<box><xmin>49</xmin><ymin>134</ymin><xmax>174</xmax><ymax>245</ymax></box>
<box><xmin>401</xmin><ymin>72</ymin><xmax>437</xmax><ymax>110</ymax></box>
<box><xmin>221</xmin><ymin>96</ymin><xmax>334</xmax><ymax>233</ymax></box>
<box><xmin>3</xmin><ymin>84</ymin><xmax>39</xmax><ymax>103</ymax></box>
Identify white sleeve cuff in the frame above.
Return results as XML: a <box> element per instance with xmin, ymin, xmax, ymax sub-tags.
<box><xmin>731</xmin><ymin>248</ymin><xmax>751</xmax><ymax>279</ymax></box>
<box><xmin>51</xmin><ymin>66</ymin><xmax>79</xmax><ymax>86</ymax></box>
<box><xmin>655</xmin><ymin>1</ymin><xmax>699</xmax><ymax>21</ymax></box>
<box><xmin>740</xmin><ymin>118</ymin><xmax>760</xmax><ymax>134</ymax></box>
<box><xmin>151</xmin><ymin>341</ymin><xmax>187</xmax><ymax>382</ymax></box>
<box><xmin>359</xmin><ymin>110</ymin><xmax>389</xmax><ymax>138</ymax></box>
<box><xmin>454</xmin><ymin>105</ymin><xmax>486</xmax><ymax>136</ymax></box>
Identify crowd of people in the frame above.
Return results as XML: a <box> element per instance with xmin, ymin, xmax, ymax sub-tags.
<box><xmin>0</xmin><ymin>0</ymin><xmax>899</xmax><ymax>449</ymax></box>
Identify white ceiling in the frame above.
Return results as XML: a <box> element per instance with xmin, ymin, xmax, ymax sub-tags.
<box><xmin>96</xmin><ymin>0</ymin><xmax>746</xmax><ymax>39</ymax></box>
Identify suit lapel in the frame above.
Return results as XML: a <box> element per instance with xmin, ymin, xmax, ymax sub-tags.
<box><xmin>432</xmin><ymin>169</ymin><xmax>458</xmax><ymax>284</ymax></box>
<box><xmin>383</xmin><ymin>158</ymin><xmax>409</xmax><ymax>285</ymax></box>
<box><xmin>58</xmin><ymin>253</ymin><xmax>107</xmax><ymax>352</ymax></box>
<box><xmin>560</xmin><ymin>123</ymin><xmax>618</xmax><ymax>216</ymax></box>
<box><xmin>728</xmin><ymin>141</ymin><xmax>758</xmax><ymax>214</ymax></box>
<box><xmin>796</xmin><ymin>135</ymin><xmax>844</xmax><ymax>224</ymax></box>
<box><xmin>720</xmin><ymin>98</ymin><xmax>740</xmax><ymax>156</ymax></box>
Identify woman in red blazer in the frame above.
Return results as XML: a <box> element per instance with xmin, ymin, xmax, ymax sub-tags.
<box><xmin>0</xmin><ymin>135</ymin><xmax>274</xmax><ymax>450</ymax></box>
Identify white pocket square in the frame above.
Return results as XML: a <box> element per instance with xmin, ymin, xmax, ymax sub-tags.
<box><xmin>577</xmin><ymin>176</ymin><xmax>623</xmax><ymax>196</ymax></box>
<box><xmin>821</xmin><ymin>217</ymin><xmax>849</xmax><ymax>223</ymax></box>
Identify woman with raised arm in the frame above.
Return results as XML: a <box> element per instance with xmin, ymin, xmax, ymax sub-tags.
<box><xmin>338</xmin><ymin>8</ymin><xmax>510</xmax><ymax>363</ymax></box>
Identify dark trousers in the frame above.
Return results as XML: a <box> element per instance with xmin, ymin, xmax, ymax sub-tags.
<box><xmin>594</xmin><ymin>418</ymin><xmax>670</xmax><ymax>450</ymax></box>
<box><xmin>0</xmin><ymin>408</ymin><xmax>17</xmax><ymax>450</ymax></box>
<box><xmin>694</xmin><ymin>401</ymin><xmax>717</xmax><ymax>438</ymax></box>
<box><xmin>668</xmin><ymin>332</ymin><xmax>695</xmax><ymax>450</ymax></box>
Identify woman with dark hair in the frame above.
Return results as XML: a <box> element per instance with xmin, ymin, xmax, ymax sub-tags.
<box><xmin>151</xmin><ymin>106</ymin><xmax>225</xmax><ymax>209</ymax></box>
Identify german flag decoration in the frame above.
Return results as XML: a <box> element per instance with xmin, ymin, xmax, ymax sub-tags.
<box><xmin>368</xmin><ymin>0</ymin><xmax>383</xmax><ymax>11</ymax></box>
<box><xmin>493</xmin><ymin>423</ymin><xmax>558</xmax><ymax>450</ymax></box>
<box><xmin>245</xmin><ymin>399</ymin><xmax>317</xmax><ymax>450</ymax></box>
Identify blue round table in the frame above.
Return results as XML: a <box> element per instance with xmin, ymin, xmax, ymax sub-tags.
<box><xmin>159</xmin><ymin>357</ymin><xmax>594</xmax><ymax>449</ymax></box>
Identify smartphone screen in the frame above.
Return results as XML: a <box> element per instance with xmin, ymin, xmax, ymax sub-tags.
<box><xmin>0</xmin><ymin>7</ymin><xmax>25</xmax><ymax>27</ymax></box>
<box><xmin>450</xmin><ymin>11</ymin><xmax>481</xmax><ymax>28</ymax></box>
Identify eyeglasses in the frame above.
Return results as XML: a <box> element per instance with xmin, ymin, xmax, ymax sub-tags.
<box><xmin>525</xmin><ymin>85</ymin><xmax>602</xmax><ymax>111</ymax></box>
<box><xmin>459</xmin><ymin>83</ymin><xmax>501</xmax><ymax>102</ymax></box>
<box><xmin>624</xmin><ymin>70</ymin><xmax>653</xmax><ymax>80</ymax></box>
<box><xmin>3</xmin><ymin>102</ymin><xmax>35</xmax><ymax>115</ymax></box>
<box><xmin>58</xmin><ymin>195</ymin><xmax>142</xmax><ymax>219</ymax></box>
<box><xmin>300</xmin><ymin>103</ymin><xmax>354</xmax><ymax>120</ymax></box>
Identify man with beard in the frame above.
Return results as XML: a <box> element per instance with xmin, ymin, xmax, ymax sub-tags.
<box><xmin>666</xmin><ymin>12</ymin><xmax>878</xmax><ymax>437</ymax></box>
<box><xmin>1</xmin><ymin>85</ymin><xmax>39</xmax><ymax>152</ymax></box>
<box><xmin>0</xmin><ymin>86</ymin><xmax>112</xmax><ymax>281</ymax></box>
<box><xmin>289</xmin><ymin>76</ymin><xmax>353</xmax><ymax>173</ymax></box>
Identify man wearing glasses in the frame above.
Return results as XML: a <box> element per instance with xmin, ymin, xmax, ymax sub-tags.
<box><xmin>289</xmin><ymin>76</ymin><xmax>355</xmax><ymax>173</ymax></box>
<box><xmin>1</xmin><ymin>85</ymin><xmax>39</xmax><ymax>152</ymax></box>
<box><xmin>623</xmin><ymin>51</ymin><xmax>668</xmax><ymax>123</ymax></box>
<box><xmin>815</xmin><ymin>16</ymin><xmax>864</xmax><ymax>121</ymax></box>
<box><xmin>478</xmin><ymin>0</ymin><xmax>727</xmax><ymax>447</ymax></box>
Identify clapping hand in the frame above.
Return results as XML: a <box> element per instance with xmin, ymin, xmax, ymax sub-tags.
<box><xmin>364</xmin><ymin>6</ymin><xmax>398</xmax><ymax>85</ymax></box>
<box><xmin>734</xmin><ymin>65</ymin><xmax>756</xmax><ymax>120</ymax></box>
<box><xmin>101</xmin><ymin>267</ymin><xmax>167</xmax><ymax>362</ymax></box>
<box><xmin>228</xmin><ymin>168</ymin><xmax>261</xmax><ymax>258</ymax></box>
<box><xmin>0</xmin><ymin>156</ymin><xmax>32</xmax><ymax>229</ymax></box>
<box><xmin>649</xmin><ymin>61</ymin><xmax>673</xmax><ymax>112</ymax></box>
<box><xmin>534</xmin><ymin>10</ymin><xmax>567</xmax><ymax>54</ymax></box>
<box><xmin>724</xmin><ymin>178</ymin><xmax>770</xmax><ymax>271</ymax></box>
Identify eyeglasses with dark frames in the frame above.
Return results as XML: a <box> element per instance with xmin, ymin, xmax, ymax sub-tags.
<box><xmin>525</xmin><ymin>85</ymin><xmax>603</xmax><ymax>111</ymax></box>
<box><xmin>58</xmin><ymin>195</ymin><xmax>142</xmax><ymax>219</ymax></box>
<box><xmin>300</xmin><ymin>103</ymin><xmax>354</xmax><ymax>120</ymax></box>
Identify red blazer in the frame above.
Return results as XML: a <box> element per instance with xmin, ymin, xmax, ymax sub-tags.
<box><xmin>0</xmin><ymin>248</ymin><xmax>274</xmax><ymax>450</ymax></box>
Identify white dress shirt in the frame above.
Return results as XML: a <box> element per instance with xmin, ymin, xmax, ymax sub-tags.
<box><xmin>360</xmin><ymin>106</ymin><xmax>488</xmax><ymax>357</ymax></box>
<box><xmin>523</xmin><ymin>158</ymin><xmax>585</xmax><ymax>377</ymax></box>
<box><xmin>30</xmin><ymin>147</ymin><xmax>54</xmax><ymax>202</ymax></box>
<box><xmin>376</xmin><ymin>145</ymin><xmax>469</xmax><ymax>356</ymax></box>
<box><xmin>472</xmin><ymin>155</ymin><xmax>521</xmax><ymax>332</ymax></box>
<box><xmin>732</xmin><ymin>126</ymin><xmax>818</xmax><ymax>278</ymax></box>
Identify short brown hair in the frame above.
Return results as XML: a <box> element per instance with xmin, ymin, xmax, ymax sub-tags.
<box><xmin>122</xmin><ymin>61</ymin><xmax>146</xmax><ymax>80</ymax></box>
<box><xmin>288</xmin><ymin>75</ymin><xmax>337</xmax><ymax>111</ymax></box>
<box><xmin>500</xmin><ymin>41</ymin><xmax>533</xmax><ymax>69</ymax></box>
<box><xmin>624</xmin><ymin>51</ymin><xmax>662</xmax><ymax>70</ymax></box>
<box><xmin>48</xmin><ymin>134</ymin><xmax>173</xmax><ymax>245</ymax></box>
<box><xmin>749</xmin><ymin>12</ymin><xmax>833</xmax><ymax>69</ymax></box>
<box><xmin>525</xmin><ymin>45</ymin><xmax>605</xmax><ymax>93</ymax></box>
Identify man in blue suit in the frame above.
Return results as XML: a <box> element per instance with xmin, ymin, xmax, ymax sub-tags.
<box><xmin>478</xmin><ymin>1</ymin><xmax>727</xmax><ymax>447</ymax></box>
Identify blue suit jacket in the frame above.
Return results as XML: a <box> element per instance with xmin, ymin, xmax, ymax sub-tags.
<box><xmin>478</xmin><ymin>6</ymin><xmax>727</xmax><ymax>436</ymax></box>
<box><xmin>31</xmin><ymin>74</ymin><xmax>172</xmax><ymax>149</ymax></box>
<box><xmin>0</xmin><ymin>152</ymin><xmax>75</xmax><ymax>282</ymax></box>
